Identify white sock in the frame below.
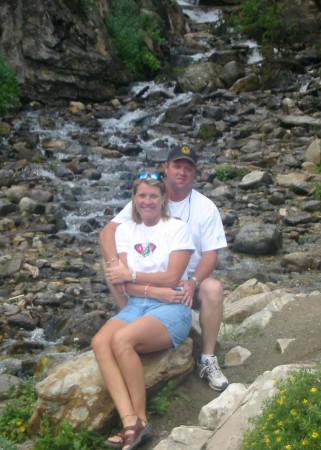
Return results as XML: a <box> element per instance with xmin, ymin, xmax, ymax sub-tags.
<box><xmin>200</xmin><ymin>354</ymin><xmax>214</xmax><ymax>364</ymax></box>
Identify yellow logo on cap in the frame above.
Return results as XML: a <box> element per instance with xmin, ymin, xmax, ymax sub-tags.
<box><xmin>181</xmin><ymin>146</ymin><xmax>191</xmax><ymax>154</ymax></box>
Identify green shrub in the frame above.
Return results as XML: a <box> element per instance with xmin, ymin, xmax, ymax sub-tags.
<box><xmin>215</xmin><ymin>164</ymin><xmax>235</xmax><ymax>182</ymax></box>
<box><xmin>0</xmin><ymin>55</ymin><xmax>19</xmax><ymax>116</ymax></box>
<box><xmin>0</xmin><ymin>436</ymin><xmax>17</xmax><ymax>450</ymax></box>
<box><xmin>33</xmin><ymin>416</ymin><xmax>108</xmax><ymax>450</ymax></box>
<box><xmin>236</xmin><ymin>0</ymin><xmax>298</xmax><ymax>54</ymax></box>
<box><xmin>147</xmin><ymin>380</ymin><xmax>190</xmax><ymax>416</ymax></box>
<box><xmin>106</xmin><ymin>0</ymin><xmax>164</xmax><ymax>77</ymax></box>
<box><xmin>242</xmin><ymin>365</ymin><xmax>321</xmax><ymax>449</ymax></box>
<box><xmin>0</xmin><ymin>377</ymin><xmax>36</xmax><ymax>443</ymax></box>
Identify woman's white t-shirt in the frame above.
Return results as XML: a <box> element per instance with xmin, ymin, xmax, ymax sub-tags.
<box><xmin>115</xmin><ymin>217</ymin><xmax>195</xmax><ymax>280</ymax></box>
<box><xmin>113</xmin><ymin>189</ymin><xmax>227</xmax><ymax>277</ymax></box>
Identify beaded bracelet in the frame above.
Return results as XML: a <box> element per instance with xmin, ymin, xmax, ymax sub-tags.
<box><xmin>144</xmin><ymin>284</ymin><xmax>150</xmax><ymax>297</ymax></box>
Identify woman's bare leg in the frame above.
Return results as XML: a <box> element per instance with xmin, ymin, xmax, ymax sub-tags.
<box><xmin>92</xmin><ymin>319</ymin><xmax>136</xmax><ymax>420</ymax></box>
<box><xmin>111</xmin><ymin>316</ymin><xmax>172</xmax><ymax>422</ymax></box>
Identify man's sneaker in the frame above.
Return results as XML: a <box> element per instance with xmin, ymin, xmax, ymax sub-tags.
<box><xmin>196</xmin><ymin>355</ymin><xmax>229</xmax><ymax>392</ymax></box>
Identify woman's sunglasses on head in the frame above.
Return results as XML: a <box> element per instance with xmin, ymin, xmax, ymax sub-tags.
<box><xmin>138</xmin><ymin>173</ymin><xmax>161</xmax><ymax>180</ymax></box>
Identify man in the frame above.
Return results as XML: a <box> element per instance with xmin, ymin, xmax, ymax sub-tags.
<box><xmin>100</xmin><ymin>144</ymin><xmax>229</xmax><ymax>392</ymax></box>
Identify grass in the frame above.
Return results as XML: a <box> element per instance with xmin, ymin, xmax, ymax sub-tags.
<box><xmin>0</xmin><ymin>55</ymin><xmax>20</xmax><ymax>116</ymax></box>
<box><xmin>313</xmin><ymin>183</ymin><xmax>321</xmax><ymax>200</ymax></box>
<box><xmin>147</xmin><ymin>380</ymin><xmax>190</xmax><ymax>416</ymax></box>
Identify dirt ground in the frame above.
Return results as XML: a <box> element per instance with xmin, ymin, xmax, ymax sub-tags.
<box><xmin>144</xmin><ymin>293</ymin><xmax>321</xmax><ymax>449</ymax></box>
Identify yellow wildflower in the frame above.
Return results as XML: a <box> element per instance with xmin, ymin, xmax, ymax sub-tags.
<box><xmin>310</xmin><ymin>387</ymin><xmax>317</xmax><ymax>393</ymax></box>
<box><xmin>290</xmin><ymin>409</ymin><xmax>297</xmax><ymax>416</ymax></box>
<box><xmin>302</xmin><ymin>399</ymin><xmax>308</xmax><ymax>404</ymax></box>
<box><xmin>285</xmin><ymin>445</ymin><xmax>291</xmax><ymax>450</ymax></box>
<box><xmin>302</xmin><ymin>439</ymin><xmax>308</xmax><ymax>446</ymax></box>
<box><xmin>274</xmin><ymin>429</ymin><xmax>281</xmax><ymax>435</ymax></box>
<box><xmin>277</xmin><ymin>421</ymin><xmax>283</xmax><ymax>427</ymax></box>
<box><xmin>311</xmin><ymin>431</ymin><xmax>319</xmax><ymax>439</ymax></box>
<box><xmin>268</xmin><ymin>413</ymin><xmax>274</xmax><ymax>420</ymax></box>
<box><xmin>19</xmin><ymin>425</ymin><xmax>26</xmax><ymax>433</ymax></box>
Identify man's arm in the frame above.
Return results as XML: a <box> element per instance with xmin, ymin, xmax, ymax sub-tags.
<box><xmin>193</xmin><ymin>250</ymin><xmax>218</xmax><ymax>283</ymax></box>
<box><xmin>100</xmin><ymin>221</ymin><xmax>128</xmax><ymax>309</ymax></box>
<box><xmin>100</xmin><ymin>221</ymin><xmax>119</xmax><ymax>264</ymax></box>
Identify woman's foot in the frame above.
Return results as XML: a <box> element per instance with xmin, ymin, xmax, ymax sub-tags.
<box><xmin>106</xmin><ymin>429</ymin><xmax>124</xmax><ymax>448</ymax></box>
<box><xmin>123</xmin><ymin>416</ymin><xmax>153</xmax><ymax>450</ymax></box>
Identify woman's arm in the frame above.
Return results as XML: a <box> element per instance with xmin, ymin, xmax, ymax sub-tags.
<box><xmin>106</xmin><ymin>249</ymin><xmax>193</xmax><ymax>289</ymax></box>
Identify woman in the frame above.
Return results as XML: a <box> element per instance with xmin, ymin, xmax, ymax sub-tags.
<box><xmin>92</xmin><ymin>172</ymin><xmax>195</xmax><ymax>450</ymax></box>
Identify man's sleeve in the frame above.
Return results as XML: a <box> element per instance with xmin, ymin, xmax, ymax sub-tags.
<box><xmin>112</xmin><ymin>201</ymin><xmax>133</xmax><ymax>224</ymax></box>
<box><xmin>201</xmin><ymin>204</ymin><xmax>227</xmax><ymax>251</ymax></box>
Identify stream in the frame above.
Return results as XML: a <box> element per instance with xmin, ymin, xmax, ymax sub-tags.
<box><xmin>1</xmin><ymin>0</ymin><xmax>321</xmax><ymax>371</ymax></box>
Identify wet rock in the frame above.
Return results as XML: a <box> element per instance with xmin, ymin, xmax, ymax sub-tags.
<box><xmin>239</xmin><ymin>170</ymin><xmax>273</xmax><ymax>189</ymax></box>
<box><xmin>0</xmin><ymin>199</ymin><xmax>17</xmax><ymax>216</ymax></box>
<box><xmin>0</xmin><ymin>373</ymin><xmax>23</xmax><ymax>400</ymax></box>
<box><xmin>233</xmin><ymin>223</ymin><xmax>282</xmax><ymax>255</ymax></box>
<box><xmin>304</xmin><ymin>138</ymin><xmax>321</xmax><ymax>164</ymax></box>
<box><xmin>177</xmin><ymin>61</ymin><xmax>224</xmax><ymax>93</ymax></box>
<box><xmin>6</xmin><ymin>313</ymin><xmax>38</xmax><ymax>331</ymax></box>
<box><xmin>0</xmin><ymin>257</ymin><xmax>23</xmax><ymax>277</ymax></box>
<box><xmin>283</xmin><ymin>211</ymin><xmax>312</xmax><ymax>225</ymax></box>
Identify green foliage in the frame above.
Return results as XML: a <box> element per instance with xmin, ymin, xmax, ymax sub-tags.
<box><xmin>214</xmin><ymin>164</ymin><xmax>249</xmax><ymax>182</ymax></box>
<box><xmin>0</xmin><ymin>55</ymin><xmax>19</xmax><ymax>116</ymax></box>
<box><xmin>147</xmin><ymin>380</ymin><xmax>190</xmax><ymax>416</ymax></box>
<box><xmin>236</xmin><ymin>0</ymin><xmax>298</xmax><ymax>55</ymax></box>
<box><xmin>0</xmin><ymin>436</ymin><xmax>17</xmax><ymax>450</ymax></box>
<box><xmin>33</xmin><ymin>416</ymin><xmax>108</xmax><ymax>450</ymax></box>
<box><xmin>215</xmin><ymin>164</ymin><xmax>235</xmax><ymax>182</ymax></box>
<box><xmin>316</xmin><ymin>163</ymin><xmax>321</xmax><ymax>174</ymax></box>
<box><xmin>313</xmin><ymin>183</ymin><xmax>321</xmax><ymax>200</ymax></box>
<box><xmin>0</xmin><ymin>377</ymin><xmax>36</xmax><ymax>443</ymax></box>
<box><xmin>242</xmin><ymin>365</ymin><xmax>321</xmax><ymax>449</ymax></box>
<box><xmin>106</xmin><ymin>0</ymin><xmax>164</xmax><ymax>77</ymax></box>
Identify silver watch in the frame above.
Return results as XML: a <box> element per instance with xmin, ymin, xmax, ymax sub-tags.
<box><xmin>190</xmin><ymin>276</ymin><xmax>200</xmax><ymax>289</ymax></box>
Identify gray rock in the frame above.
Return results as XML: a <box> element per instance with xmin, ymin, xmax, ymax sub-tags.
<box><xmin>233</xmin><ymin>223</ymin><xmax>282</xmax><ymax>255</ymax></box>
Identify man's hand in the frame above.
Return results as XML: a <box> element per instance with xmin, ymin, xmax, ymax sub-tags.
<box><xmin>179</xmin><ymin>279</ymin><xmax>196</xmax><ymax>308</ymax></box>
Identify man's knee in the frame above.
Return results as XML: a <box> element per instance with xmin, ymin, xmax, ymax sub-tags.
<box><xmin>198</xmin><ymin>278</ymin><xmax>223</xmax><ymax>306</ymax></box>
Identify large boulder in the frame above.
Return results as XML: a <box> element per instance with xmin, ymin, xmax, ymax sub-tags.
<box><xmin>28</xmin><ymin>338</ymin><xmax>194</xmax><ymax>434</ymax></box>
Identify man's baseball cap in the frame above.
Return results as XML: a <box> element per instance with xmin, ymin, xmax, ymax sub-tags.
<box><xmin>167</xmin><ymin>145</ymin><xmax>197</xmax><ymax>166</ymax></box>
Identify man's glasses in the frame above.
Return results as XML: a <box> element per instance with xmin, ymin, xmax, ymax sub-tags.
<box><xmin>138</xmin><ymin>173</ymin><xmax>161</xmax><ymax>180</ymax></box>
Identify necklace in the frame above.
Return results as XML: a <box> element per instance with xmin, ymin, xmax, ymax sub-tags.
<box><xmin>171</xmin><ymin>192</ymin><xmax>192</xmax><ymax>223</ymax></box>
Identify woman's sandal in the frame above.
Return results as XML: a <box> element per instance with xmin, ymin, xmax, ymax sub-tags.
<box><xmin>123</xmin><ymin>417</ymin><xmax>153</xmax><ymax>450</ymax></box>
<box><xmin>106</xmin><ymin>429</ymin><xmax>124</xmax><ymax>449</ymax></box>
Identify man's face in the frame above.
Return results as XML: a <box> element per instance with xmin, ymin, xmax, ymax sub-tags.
<box><xmin>164</xmin><ymin>159</ymin><xmax>196</xmax><ymax>190</ymax></box>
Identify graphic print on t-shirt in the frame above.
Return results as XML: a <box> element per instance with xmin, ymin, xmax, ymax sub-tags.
<box><xmin>134</xmin><ymin>243</ymin><xmax>156</xmax><ymax>257</ymax></box>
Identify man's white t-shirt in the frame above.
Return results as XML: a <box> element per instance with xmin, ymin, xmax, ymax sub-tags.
<box><xmin>115</xmin><ymin>217</ymin><xmax>195</xmax><ymax>280</ymax></box>
<box><xmin>113</xmin><ymin>189</ymin><xmax>227</xmax><ymax>277</ymax></box>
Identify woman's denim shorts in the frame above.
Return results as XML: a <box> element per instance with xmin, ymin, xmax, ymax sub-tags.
<box><xmin>111</xmin><ymin>296</ymin><xmax>192</xmax><ymax>348</ymax></box>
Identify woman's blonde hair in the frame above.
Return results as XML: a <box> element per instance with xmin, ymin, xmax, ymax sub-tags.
<box><xmin>131</xmin><ymin>177</ymin><xmax>170</xmax><ymax>223</ymax></box>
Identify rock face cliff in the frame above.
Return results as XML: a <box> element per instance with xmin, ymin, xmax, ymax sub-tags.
<box><xmin>0</xmin><ymin>0</ymin><xmax>183</xmax><ymax>103</ymax></box>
